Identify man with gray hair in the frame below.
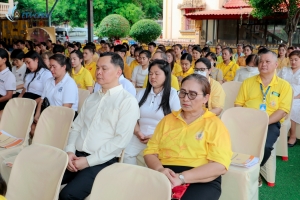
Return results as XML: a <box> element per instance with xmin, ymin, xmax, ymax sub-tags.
<box><xmin>234</xmin><ymin>50</ymin><xmax>292</xmax><ymax>187</ymax></box>
<box><xmin>142</xmin><ymin>51</ymin><xmax>179</xmax><ymax>90</ymax></box>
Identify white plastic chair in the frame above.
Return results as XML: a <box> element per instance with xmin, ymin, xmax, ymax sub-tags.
<box><xmin>221</xmin><ymin>81</ymin><xmax>242</xmax><ymax>116</ymax></box>
<box><xmin>78</xmin><ymin>88</ymin><xmax>90</xmax><ymax>113</ymax></box>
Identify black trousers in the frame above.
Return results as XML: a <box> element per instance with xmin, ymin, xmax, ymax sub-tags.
<box><xmin>164</xmin><ymin>165</ymin><xmax>222</xmax><ymax>200</ymax></box>
<box><xmin>260</xmin><ymin>122</ymin><xmax>281</xmax><ymax>166</ymax></box>
<box><xmin>59</xmin><ymin>151</ymin><xmax>118</xmax><ymax>200</ymax></box>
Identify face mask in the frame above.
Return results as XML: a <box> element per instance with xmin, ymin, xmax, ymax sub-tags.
<box><xmin>194</xmin><ymin>70</ymin><xmax>207</xmax><ymax>77</ymax></box>
<box><xmin>246</xmin><ymin>66</ymin><xmax>258</xmax><ymax>72</ymax></box>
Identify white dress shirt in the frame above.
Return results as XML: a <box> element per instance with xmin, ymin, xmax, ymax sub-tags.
<box><xmin>12</xmin><ymin>63</ymin><xmax>26</xmax><ymax>93</ymax></box>
<box><xmin>93</xmin><ymin>75</ymin><xmax>136</xmax><ymax>96</ymax></box>
<box><xmin>0</xmin><ymin>68</ymin><xmax>16</xmax><ymax>96</ymax></box>
<box><xmin>136</xmin><ymin>88</ymin><xmax>181</xmax><ymax>136</ymax></box>
<box><xmin>42</xmin><ymin>73</ymin><xmax>79</xmax><ymax>111</ymax></box>
<box><xmin>24</xmin><ymin>68</ymin><xmax>53</xmax><ymax>95</ymax></box>
<box><xmin>233</xmin><ymin>67</ymin><xmax>259</xmax><ymax>82</ymax></box>
<box><xmin>65</xmin><ymin>85</ymin><xmax>140</xmax><ymax>166</ymax></box>
<box><xmin>131</xmin><ymin>65</ymin><xmax>148</xmax><ymax>87</ymax></box>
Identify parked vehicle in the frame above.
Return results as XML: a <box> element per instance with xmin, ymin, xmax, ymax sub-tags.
<box><xmin>55</xmin><ymin>27</ymin><xmax>99</xmax><ymax>44</ymax></box>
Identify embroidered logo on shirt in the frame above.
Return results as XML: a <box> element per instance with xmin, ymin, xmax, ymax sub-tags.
<box><xmin>58</xmin><ymin>87</ymin><xmax>63</xmax><ymax>92</ymax></box>
<box><xmin>269</xmin><ymin>100</ymin><xmax>276</xmax><ymax>108</ymax></box>
<box><xmin>195</xmin><ymin>131</ymin><xmax>204</xmax><ymax>140</ymax></box>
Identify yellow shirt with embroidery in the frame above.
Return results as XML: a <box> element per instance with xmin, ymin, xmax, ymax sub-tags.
<box><xmin>23</xmin><ymin>47</ymin><xmax>29</xmax><ymax>54</ymax></box>
<box><xmin>172</xmin><ymin>63</ymin><xmax>182</xmax><ymax>76</ymax></box>
<box><xmin>237</xmin><ymin>56</ymin><xmax>246</xmax><ymax>67</ymax></box>
<box><xmin>208</xmin><ymin>78</ymin><xmax>226</xmax><ymax>110</ymax></box>
<box><xmin>216</xmin><ymin>61</ymin><xmax>240</xmax><ymax>81</ymax></box>
<box><xmin>143</xmin><ymin>74</ymin><xmax>180</xmax><ymax>90</ymax></box>
<box><xmin>85</xmin><ymin>61</ymin><xmax>97</xmax><ymax>81</ymax></box>
<box><xmin>277</xmin><ymin>57</ymin><xmax>290</xmax><ymax>70</ymax></box>
<box><xmin>175</xmin><ymin>66</ymin><xmax>194</xmax><ymax>78</ymax></box>
<box><xmin>144</xmin><ymin>109</ymin><xmax>233</xmax><ymax>169</ymax></box>
<box><xmin>129</xmin><ymin>59</ymin><xmax>139</xmax><ymax>70</ymax></box>
<box><xmin>72</xmin><ymin>67</ymin><xmax>94</xmax><ymax>90</ymax></box>
<box><xmin>235</xmin><ymin>74</ymin><xmax>292</xmax><ymax>123</ymax></box>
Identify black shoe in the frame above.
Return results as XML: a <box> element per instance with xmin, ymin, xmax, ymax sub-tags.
<box><xmin>288</xmin><ymin>139</ymin><xmax>297</xmax><ymax>147</ymax></box>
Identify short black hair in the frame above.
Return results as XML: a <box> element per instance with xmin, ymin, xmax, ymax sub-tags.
<box><xmin>114</xmin><ymin>45</ymin><xmax>127</xmax><ymax>53</ymax></box>
<box><xmin>100</xmin><ymin>40</ymin><xmax>106</xmax><ymax>44</ymax></box>
<box><xmin>68</xmin><ymin>43</ymin><xmax>75</xmax><ymax>49</ymax></box>
<box><xmin>47</xmin><ymin>39</ymin><xmax>52</xmax><ymax>43</ymax></box>
<box><xmin>11</xmin><ymin>49</ymin><xmax>24</xmax><ymax>60</ymax></box>
<box><xmin>53</xmin><ymin>44</ymin><xmax>65</xmax><ymax>54</ymax></box>
<box><xmin>17</xmin><ymin>40</ymin><xmax>25</xmax><ymax>45</ymax></box>
<box><xmin>86</xmin><ymin>42</ymin><xmax>96</xmax><ymax>49</ymax></box>
<box><xmin>100</xmin><ymin>52</ymin><xmax>124</xmax><ymax>71</ymax></box>
<box><xmin>83</xmin><ymin>45</ymin><xmax>95</xmax><ymax>54</ymax></box>
<box><xmin>148</xmin><ymin>42</ymin><xmax>156</xmax><ymax>47</ymax></box>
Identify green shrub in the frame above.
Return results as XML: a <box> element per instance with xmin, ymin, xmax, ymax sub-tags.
<box><xmin>130</xmin><ymin>19</ymin><xmax>161</xmax><ymax>44</ymax></box>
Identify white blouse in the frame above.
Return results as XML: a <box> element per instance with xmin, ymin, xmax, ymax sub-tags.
<box><xmin>278</xmin><ymin>67</ymin><xmax>300</xmax><ymax>97</ymax></box>
<box><xmin>12</xmin><ymin>63</ymin><xmax>27</xmax><ymax>93</ymax></box>
<box><xmin>131</xmin><ymin>65</ymin><xmax>148</xmax><ymax>87</ymax></box>
<box><xmin>233</xmin><ymin>67</ymin><xmax>259</xmax><ymax>82</ymax></box>
<box><xmin>0</xmin><ymin>68</ymin><xmax>16</xmax><ymax>96</ymax></box>
<box><xmin>24</xmin><ymin>68</ymin><xmax>53</xmax><ymax>96</ymax></box>
<box><xmin>136</xmin><ymin>88</ymin><xmax>181</xmax><ymax>136</ymax></box>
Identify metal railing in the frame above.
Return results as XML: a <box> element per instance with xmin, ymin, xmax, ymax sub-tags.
<box><xmin>0</xmin><ymin>2</ymin><xmax>10</xmax><ymax>15</ymax></box>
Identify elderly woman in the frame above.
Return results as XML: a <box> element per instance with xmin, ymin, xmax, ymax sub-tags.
<box><xmin>144</xmin><ymin>74</ymin><xmax>232</xmax><ymax>200</ymax></box>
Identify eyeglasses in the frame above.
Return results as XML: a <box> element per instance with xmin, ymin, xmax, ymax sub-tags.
<box><xmin>194</xmin><ymin>68</ymin><xmax>207</xmax><ymax>72</ymax></box>
<box><xmin>178</xmin><ymin>90</ymin><xmax>203</xmax><ymax>100</ymax></box>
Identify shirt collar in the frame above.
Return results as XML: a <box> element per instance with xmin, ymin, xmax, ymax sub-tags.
<box><xmin>0</xmin><ymin>68</ymin><xmax>9</xmax><ymax>75</ymax></box>
<box><xmin>150</xmin><ymin>87</ymin><xmax>164</xmax><ymax>96</ymax></box>
<box><xmin>99</xmin><ymin>84</ymin><xmax>123</xmax><ymax>96</ymax></box>
<box><xmin>119</xmin><ymin>75</ymin><xmax>125</xmax><ymax>81</ymax></box>
<box><xmin>173</xmin><ymin>109</ymin><xmax>216</xmax><ymax>122</ymax></box>
<box><xmin>72</xmin><ymin>66</ymin><xmax>84</xmax><ymax>75</ymax></box>
<box><xmin>256</xmin><ymin>73</ymin><xmax>278</xmax><ymax>86</ymax></box>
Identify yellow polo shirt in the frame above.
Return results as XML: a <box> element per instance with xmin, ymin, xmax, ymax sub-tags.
<box><xmin>143</xmin><ymin>74</ymin><xmax>180</xmax><ymax>90</ymax></box>
<box><xmin>22</xmin><ymin>47</ymin><xmax>29</xmax><ymax>54</ymax></box>
<box><xmin>71</xmin><ymin>67</ymin><xmax>94</xmax><ymax>90</ymax></box>
<box><xmin>0</xmin><ymin>195</ymin><xmax>6</xmax><ymax>200</ymax></box>
<box><xmin>216</xmin><ymin>61</ymin><xmax>239</xmax><ymax>81</ymax></box>
<box><xmin>175</xmin><ymin>65</ymin><xmax>194</xmax><ymax>78</ymax></box>
<box><xmin>208</xmin><ymin>78</ymin><xmax>225</xmax><ymax>110</ymax></box>
<box><xmin>144</xmin><ymin>109</ymin><xmax>232</xmax><ymax>169</ymax></box>
<box><xmin>277</xmin><ymin>57</ymin><xmax>290</xmax><ymax>70</ymax></box>
<box><xmin>85</xmin><ymin>61</ymin><xmax>97</xmax><ymax>81</ymax></box>
<box><xmin>235</xmin><ymin>74</ymin><xmax>292</xmax><ymax>123</ymax></box>
<box><xmin>129</xmin><ymin>59</ymin><xmax>139</xmax><ymax>70</ymax></box>
<box><xmin>92</xmin><ymin>53</ymin><xmax>99</xmax><ymax>63</ymax></box>
<box><xmin>123</xmin><ymin>61</ymin><xmax>132</xmax><ymax>80</ymax></box>
<box><xmin>172</xmin><ymin>63</ymin><xmax>182</xmax><ymax>76</ymax></box>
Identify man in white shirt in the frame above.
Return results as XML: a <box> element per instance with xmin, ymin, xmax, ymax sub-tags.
<box><xmin>59</xmin><ymin>52</ymin><xmax>140</xmax><ymax>200</ymax></box>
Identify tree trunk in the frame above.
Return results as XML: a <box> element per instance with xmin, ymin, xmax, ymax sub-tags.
<box><xmin>288</xmin><ymin>31</ymin><xmax>293</xmax><ymax>46</ymax></box>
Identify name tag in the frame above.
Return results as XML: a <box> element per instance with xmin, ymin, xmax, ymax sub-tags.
<box><xmin>272</xmin><ymin>91</ymin><xmax>280</xmax><ymax>97</ymax></box>
<box><xmin>260</xmin><ymin>103</ymin><xmax>266</xmax><ymax>111</ymax></box>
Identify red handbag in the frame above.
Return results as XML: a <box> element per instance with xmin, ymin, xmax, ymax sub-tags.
<box><xmin>171</xmin><ymin>184</ymin><xmax>190</xmax><ymax>200</ymax></box>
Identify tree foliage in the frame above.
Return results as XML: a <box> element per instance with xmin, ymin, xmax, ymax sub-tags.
<box><xmin>249</xmin><ymin>0</ymin><xmax>300</xmax><ymax>45</ymax></box>
<box><xmin>98</xmin><ymin>14</ymin><xmax>130</xmax><ymax>40</ymax></box>
<box><xmin>129</xmin><ymin>19</ymin><xmax>161</xmax><ymax>44</ymax></box>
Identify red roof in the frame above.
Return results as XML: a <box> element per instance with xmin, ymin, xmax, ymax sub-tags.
<box><xmin>185</xmin><ymin>8</ymin><xmax>253</xmax><ymax>20</ymax></box>
<box><xmin>223</xmin><ymin>0</ymin><xmax>251</xmax><ymax>8</ymax></box>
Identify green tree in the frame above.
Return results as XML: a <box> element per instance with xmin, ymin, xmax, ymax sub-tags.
<box><xmin>129</xmin><ymin>19</ymin><xmax>161</xmax><ymax>44</ymax></box>
<box><xmin>97</xmin><ymin>14</ymin><xmax>130</xmax><ymax>40</ymax></box>
<box><xmin>249</xmin><ymin>0</ymin><xmax>300</xmax><ymax>45</ymax></box>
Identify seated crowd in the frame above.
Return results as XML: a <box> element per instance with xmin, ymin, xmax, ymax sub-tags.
<box><xmin>0</xmin><ymin>39</ymin><xmax>298</xmax><ymax>200</ymax></box>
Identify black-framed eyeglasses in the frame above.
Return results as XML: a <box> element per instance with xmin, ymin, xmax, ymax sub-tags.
<box><xmin>194</xmin><ymin>68</ymin><xmax>208</xmax><ymax>72</ymax></box>
<box><xmin>177</xmin><ymin>90</ymin><xmax>203</xmax><ymax>100</ymax></box>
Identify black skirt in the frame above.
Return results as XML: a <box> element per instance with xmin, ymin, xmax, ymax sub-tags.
<box><xmin>0</xmin><ymin>95</ymin><xmax>8</xmax><ymax>111</ymax></box>
<box><xmin>22</xmin><ymin>92</ymin><xmax>41</xmax><ymax>100</ymax></box>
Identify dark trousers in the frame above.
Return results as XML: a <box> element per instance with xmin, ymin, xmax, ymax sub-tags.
<box><xmin>260</xmin><ymin>122</ymin><xmax>281</xmax><ymax>166</ymax></box>
<box><xmin>164</xmin><ymin>165</ymin><xmax>221</xmax><ymax>200</ymax></box>
<box><xmin>59</xmin><ymin>151</ymin><xmax>118</xmax><ymax>200</ymax></box>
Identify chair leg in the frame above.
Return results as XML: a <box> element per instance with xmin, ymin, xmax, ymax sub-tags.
<box><xmin>282</xmin><ymin>156</ymin><xmax>288</xmax><ymax>161</ymax></box>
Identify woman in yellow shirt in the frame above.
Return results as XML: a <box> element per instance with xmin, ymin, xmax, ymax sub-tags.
<box><xmin>70</xmin><ymin>50</ymin><xmax>93</xmax><ymax>93</ymax></box>
<box><xmin>237</xmin><ymin>45</ymin><xmax>253</xmax><ymax>67</ymax></box>
<box><xmin>176</xmin><ymin>53</ymin><xmax>194</xmax><ymax>83</ymax></box>
<box><xmin>277</xmin><ymin>44</ymin><xmax>290</xmax><ymax>70</ymax></box>
<box><xmin>83</xmin><ymin>45</ymin><xmax>97</xmax><ymax>81</ymax></box>
<box><xmin>192</xmin><ymin>46</ymin><xmax>201</xmax><ymax>67</ymax></box>
<box><xmin>174</xmin><ymin>44</ymin><xmax>183</xmax><ymax>64</ymax></box>
<box><xmin>144</xmin><ymin>74</ymin><xmax>232</xmax><ymax>200</ymax></box>
<box><xmin>166</xmin><ymin>49</ymin><xmax>182</xmax><ymax>75</ymax></box>
<box><xmin>217</xmin><ymin>47</ymin><xmax>239</xmax><ymax>83</ymax></box>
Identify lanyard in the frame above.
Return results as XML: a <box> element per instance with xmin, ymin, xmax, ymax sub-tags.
<box><xmin>260</xmin><ymin>84</ymin><xmax>271</xmax><ymax>103</ymax></box>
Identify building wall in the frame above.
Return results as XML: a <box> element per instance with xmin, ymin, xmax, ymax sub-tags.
<box><xmin>163</xmin><ymin>0</ymin><xmax>183</xmax><ymax>39</ymax></box>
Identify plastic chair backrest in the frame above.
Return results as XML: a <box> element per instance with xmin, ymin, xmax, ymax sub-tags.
<box><xmin>221</xmin><ymin>107</ymin><xmax>269</xmax><ymax>163</ymax></box>
<box><xmin>33</xmin><ymin>106</ymin><xmax>75</xmax><ymax>149</ymax></box>
<box><xmin>89</xmin><ymin>163</ymin><xmax>171</xmax><ymax>200</ymax></box>
<box><xmin>78</xmin><ymin>89</ymin><xmax>90</xmax><ymax>113</ymax></box>
<box><xmin>0</xmin><ymin>98</ymin><xmax>36</xmax><ymax>143</ymax></box>
<box><xmin>222</xmin><ymin>81</ymin><xmax>242</xmax><ymax>112</ymax></box>
<box><xmin>6</xmin><ymin>143</ymin><xmax>68</xmax><ymax>200</ymax></box>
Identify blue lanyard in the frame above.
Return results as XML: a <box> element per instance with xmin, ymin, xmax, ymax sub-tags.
<box><xmin>260</xmin><ymin>84</ymin><xmax>271</xmax><ymax>103</ymax></box>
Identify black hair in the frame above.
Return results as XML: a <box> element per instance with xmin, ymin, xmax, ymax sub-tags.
<box><xmin>11</xmin><ymin>49</ymin><xmax>24</xmax><ymax>60</ymax></box>
<box><xmin>148</xmin><ymin>42</ymin><xmax>157</xmax><ymax>48</ymax></box>
<box><xmin>192</xmin><ymin>46</ymin><xmax>201</xmax><ymax>53</ymax></box>
<box><xmin>40</xmin><ymin>42</ymin><xmax>46</xmax><ymax>47</ymax></box>
<box><xmin>0</xmin><ymin>49</ymin><xmax>12</xmax><ymax>71</ymax></box>
<box><xmin>202</xmin><ymin>47</ymin><xmax>210</xmax><ymax>54</ymax></box>
<box><xmin>205</xmin><ymin>52</ymin><xmax>217</xmax><ymax>67</ymax></box>
<box><xmin>49</xmin><ymin>54</ymin><xmax>71</xmax><ymax>74</ymax></box>
<box><xmin>25</xmin><ymin>40</ymin><xmax>34</xmax><ymax>51</ymax></box>
<box><xmin>17</xmin><ymin>40</ymin><xmax>25</xmax><ymax>45</ymax></box>
<box><xmin>100</xmin><ymin>40</ymin><xmax>106</xmax><ymax>44</ymax></box>
<box><xmin>245</xmin><ymin>54</ymin><xmax>258</xmax><ymax>66</ymax></box>
<box><xmin>175</xmin><ymin>44</ymin><xmax>183</xmax><ymax>50</ymax></box>
<box><xmin>70</xmin><ymin>50</ymin><xmax>84</xmax><ymax>66</ymax></box>
<box><xmin>157</xmin><ymin>44</ymin><xmax>166</xmax><ymax>52</ymax></box>
<box><xmin>47</xmin><ymin>39</ymin><xmax>52</xmax><ymax>43</ymax></box>
<box><xmin>53</xmin><ymin>45</ymin><xmax>65</xmax><ymax>54</ymax></box>
<box><xmin>139</xmin><ymin>50</ymin><xmax>151</xmax><ymax>59</ymax></box>
<box><xmin>100</xmin><ymin>52</ymin><xmax>124</xmax><ymax>71</ymax></box>
<box><xmin>24</xmin><ymin>51</ymin><xmax>50</xmax><ymax>90</ymax></box>
<box><xmin>83</xmin><ymin>45</ymin><xmax>95</xmax><ymax>54</ymax></box>
<box><xmin>180</xmin><ymin>53</ymin><xmax>192</xmax><ymax>63</ymax></box>
<box><xmin>123</xmin><ymin>42</ymin><xmax>129</xmax><ymax>51</ymax></box>
<box><xmin>67</xmin><ymin>43</ymin><xmax>75</xmax><ymax>49</ymax></box>
<box><xmin>134</xmin><ymin>47</ymin><xmax>143</xmax><ymax>54</ymax></box>
<box><xmin>258</xmin><ymin>47</ymin><xmax>270</xmax><ymax>55</ymax></box>
<box><xmin>243</xmin><ymin>45</ymin><xmax>253</xmax><ymax>52</ymax></box>
<box><xmin>139</xmin><ymin>59</ymin><xmax>171</xmax><ymax>116</ymax></box>
<box><xmin>114</xmin><ymin>44</ymin><xmax>127</xmax><ymax>53</ymax></box>
<box><xmin>86</xmin><ymin>42</ymin><xmax>96</xmax><ymax>49</ymax></box>
<box><xmin>0</xmin><ymin>174</ymin><xmax>7</xmax><ymax>196</ymax></box>
<box><xmin>130</xmin><ymin>44</ymin><xmax>138</xmax><ymax>56</ymax></box>
<box><xmin>75</xmin><ymin>42</ymin><xmax>82</xmax><ymax>49</ymax></box>
<box><xmin>195</xmin><ymin>57</ymin><xmax>212</xmax><ymax>69</ymax></box>
<box><xmin>222</xmin><ymin>47</ymin><xmax>233</xmax><ymax>60</ymax></box>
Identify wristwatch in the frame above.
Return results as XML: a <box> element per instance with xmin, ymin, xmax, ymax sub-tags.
<box><xmin>179</xmin><ymin>173</ymin><xmax>185</xmax><ymax>185</ymax></box>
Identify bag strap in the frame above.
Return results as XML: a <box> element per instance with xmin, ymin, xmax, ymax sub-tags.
<box><xmin>223</xmin><ymin>63</ymin><xmax>235</xmax><ymax>78</ymax></box>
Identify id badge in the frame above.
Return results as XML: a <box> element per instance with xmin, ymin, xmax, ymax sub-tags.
<box><xmin>260</xmin><ymin>103</ymin><xmax>266</xmax><ymax>111</ymax></box>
